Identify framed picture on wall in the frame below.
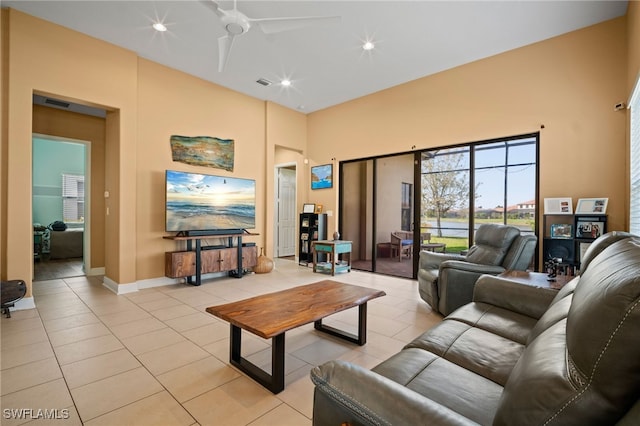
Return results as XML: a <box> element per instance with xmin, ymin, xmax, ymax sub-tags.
<box><xmin>575</xmin><ymin>220</ymin><xmax>605</xmax><ymax>239</ymax></box>
<box><xmin>302</xmin><ymin>203</ymin><xmax>316</xmax><ymax>214</ymax></box>
<box><xmin>550</xmin><ymin>224</ymin><xmax>573</xmax><ymax>239</ymax></box>
<box><xmin>544</xmin><ymin>198</ymin><xmax>573</xmax><ymax>215</ymax></box>
<box><xmin>575</xmin><ymin>198</ymin><xmax>608</xmax><ymax>215</ymax></box>
<box><xmin>311</xmin><ymin>164</ymin><xmax>333</xmax><ymax>190</ymax></box>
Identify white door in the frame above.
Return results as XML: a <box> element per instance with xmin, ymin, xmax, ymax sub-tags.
<box><xmin>277</xmin><ymin>167</ymin><xmax>296</xmax><ymax>257</ymax></box>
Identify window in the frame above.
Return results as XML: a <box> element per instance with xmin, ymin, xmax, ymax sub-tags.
<box><xmin>62</xmin><ymin>173</ymin><xmax>85</xmax><ymax>222</ymax></box>
<box><xmin>630</xmin><ymin>80</ymin><xmax>640</xmax><ymax>235</ymax></box>
<box><xmin>421</xmin><ymin>146</ymin><xmax>471</xmax><ymax>250</ymax></box>
<box><xmin>421</xmin><ymin>135</ymin><xmax>538</xmax><ymax>253</ymax></box>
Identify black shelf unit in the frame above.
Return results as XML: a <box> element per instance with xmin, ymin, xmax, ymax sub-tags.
<box><xmin>543</xmin><ymin>214</ymin><xmax>607</xmax><ymax>274</ymax></box>
<box><xmin>299</xmin><ymin>213</ymin><xmax>327</xmax><ymax>266</ymax></box>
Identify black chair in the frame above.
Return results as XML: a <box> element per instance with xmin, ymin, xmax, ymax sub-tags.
<box><xmin>1</xmin><ymin>280</ymin><xmax>27</xmax><ymax>318</ymax></box>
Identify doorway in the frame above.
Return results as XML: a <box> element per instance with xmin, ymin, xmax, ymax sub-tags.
<box><xmin>341</xmin><ymin>153</ymin><xmax>416</xmax><ymax>279</ymax></box>
<box><xmin>275</xmin><ymin>164</ymin><xmax>297</xmax><ymax>258</ymax></box>
<box><xmin>32</xmin><ymin>135</ymin><xmax>89</xmax><ymax>280</ymax></box>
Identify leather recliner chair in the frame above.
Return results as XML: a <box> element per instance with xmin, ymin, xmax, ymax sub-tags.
<box><xmin>418</xmin><ymin>223</ymin><xmax>537</xmax><ymax>315</ymax></box>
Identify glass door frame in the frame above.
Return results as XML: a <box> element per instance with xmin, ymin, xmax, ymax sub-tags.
<box><xmin>338</xmin><ymin>132</ymin><xmax>540</xmax><ymax>278</ymax></box>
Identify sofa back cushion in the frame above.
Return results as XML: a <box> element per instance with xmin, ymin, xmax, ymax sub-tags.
<box><xmin>526</xmin><ymin>278</ymin><xmax>577</xmax><ymax>344</ymax></box>
<box><xmin>494</xmin><ymin>237</ymin><xmax>640</xmax><ymax>425</ymax></box>
<box><xmin>578</xmin><ymin>231</ymin><xmax>635</xmax><ymax>273</ymax></box>
<box><xmin>465</xmin><ymin>224</ymin><xmax>520</xmax><ymax>266</ymax></box>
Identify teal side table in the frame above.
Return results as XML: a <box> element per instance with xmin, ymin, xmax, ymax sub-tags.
<box><xmin>312</xmin><ymin>240</ymin><xmax>352</xmax><ymax>276</ymax></box>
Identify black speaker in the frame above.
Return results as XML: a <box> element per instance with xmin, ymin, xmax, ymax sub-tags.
<box><xmin>545</xmin><ymin>239</ymin><xmax>575</xmax><ymax>263</ymax></box>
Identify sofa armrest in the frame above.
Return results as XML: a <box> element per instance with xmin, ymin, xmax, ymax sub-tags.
<box><xmin>311</xmin><ymin>360</ymin><xmax>480</xmax><ymax>426</ymax></box>
<box><xmin>472</xmin><ymin>275</ymin><xmax>557</xmax><ymax>319</ymax></box>
<box><xmin>419</xmin><ymin>251</ymin><xmax>465</xmax><ymax>270</ymax></box>
<box><xmin>440</xmin><ymin>260</ymin><xmax>505</xmax><ymax>275</ymax></box>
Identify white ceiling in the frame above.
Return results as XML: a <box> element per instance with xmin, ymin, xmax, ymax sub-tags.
<box><xmin>5</xmin><ymin>1</ymin><xmax>629</xmax><ymax>113</ymax></box>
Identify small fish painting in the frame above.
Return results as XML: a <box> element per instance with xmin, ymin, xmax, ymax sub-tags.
<box><xmin>170</xmin><ymin>135</ymin><xmax>234</xmax><ymax>171</ymax></box>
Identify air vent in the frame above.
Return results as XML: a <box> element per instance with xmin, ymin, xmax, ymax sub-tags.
<box><xmin>45</xmin><ymin>98</ymin><xmax>70</xmax><ymax>108</ymax></box>
<box><xmin>256</xmin><ymin>78</ymin><xmax>272</xmax><ymax>87</ymax></box>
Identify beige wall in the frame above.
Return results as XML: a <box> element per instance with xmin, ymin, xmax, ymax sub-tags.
<box><xmin>1</xmin><ymin>9</ymin><xmax>306</xmax><ymax>291</ymax></box>
<box><xmin>308</xmin><ymin>17</ymin><xmax>629</xmax><ymax>256</ymax></box>
<box><xmin>3</xmin><ymin>9</ymin><xmax>139</xmax><ymax>295</ymax></box>
<box><xmin>1</xmin><ymin>10</ymin><xmax>9</xmax><ymax>277</ymax></box>
<box><xmin>628</xmin><ymin>1</ymin><xmax>639</xmax><ymax>94</ymax></box>
<box><xmin>2</xmin><ymin>7</ymin><xmax>638</xmax><ymax>292</ymax></box>
<box><xmin>266</xmin><ymin>102</ymin><xmax>307</xmax><ymax>258</ymax></box>
<box><xmin>136</xmin><ymin>58</ymin><xmax>266</xmax><ymax>280</ymax></box>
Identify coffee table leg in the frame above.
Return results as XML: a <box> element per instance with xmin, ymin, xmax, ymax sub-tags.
<box><xmin>314</xmin><ymin>303</ymin><xmax>368</xmax><ymax>346</ymax></box>
<box><xmin>229</xmin><ymin>325</ymin><xmax>285</xmax><ymax>394</ymax></box>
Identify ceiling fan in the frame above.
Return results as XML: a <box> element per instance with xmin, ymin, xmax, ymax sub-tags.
<box><xmin>207</xmin><ymin>0</ymin><xmax>340</xmax><ymax>72</ymax></box>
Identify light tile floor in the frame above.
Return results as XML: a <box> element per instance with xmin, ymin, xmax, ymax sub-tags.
<box><xmin>1</xmin><ymin>259</ymin><xmax>441</xmax><ymax>425</ymax></box>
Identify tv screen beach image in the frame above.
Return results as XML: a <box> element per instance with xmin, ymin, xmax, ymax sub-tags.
<box><xmin>166</xmin><ymin>170</ymin><xmax>256</xmax><ymax>232</ymax></box>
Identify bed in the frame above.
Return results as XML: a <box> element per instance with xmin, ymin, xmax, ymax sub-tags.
<box><xmin>49</xmin><ymin>228</ymin><xmax>84</xmax><ymax>259</ymax></box>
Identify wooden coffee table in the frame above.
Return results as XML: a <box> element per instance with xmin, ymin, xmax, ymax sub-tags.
<box><xmin>206</xmin><ymin>280</ymin><xmax>386</xmax><ymax>393</ymax></box>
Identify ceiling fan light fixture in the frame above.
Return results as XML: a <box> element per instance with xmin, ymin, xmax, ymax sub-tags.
<box><xmin>152</xmin><ymin>22</ymin><xmax>167</xmax><ymax>32</ymax></box>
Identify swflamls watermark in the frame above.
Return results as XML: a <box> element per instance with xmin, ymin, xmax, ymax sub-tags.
<box><xmin>3</xmin><ymin>408</ymin><xmax>70</xmax><ymax>420</ymax></box>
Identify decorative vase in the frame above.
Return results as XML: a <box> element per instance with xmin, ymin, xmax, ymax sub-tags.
<box><xmin>254</xmin><ymin>247</ymin><xmax>274</xmax><ymax>274</ymax></box>
<box><xmin>333</xmin><ymin>231</ymin><xmax>340</xmax><ymax>240</ymax></box>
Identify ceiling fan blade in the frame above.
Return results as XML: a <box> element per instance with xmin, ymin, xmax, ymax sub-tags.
<box><xmin>202</xmin><ymin>0</ymin><xmax>224</xmax><ymax>18</ymax></box>
<box><xmin>251</xmin><ymin>16</ymin><xmax>341</xmax><ymax>35</ymax></box>
<box><xmin>218</xmin><ymin>34</ymin><xmax>235</xmax><ymax>72</ymax></box>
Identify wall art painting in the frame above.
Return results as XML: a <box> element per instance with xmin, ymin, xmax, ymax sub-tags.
<box><xmin>311</xmin><ymin>164</ymin><xmax>333</xmax><ymax>189</ymax></box>
<box><xmin>170</xmin><ymin>135</ymin><xmax>234</xmax><ymax>171</ymax></box>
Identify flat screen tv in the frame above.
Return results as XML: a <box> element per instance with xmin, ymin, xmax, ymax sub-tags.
<box><xmin>165</xmin><ymin>170</ymin><xmax>256</xmax><ymax>235</ymax></box>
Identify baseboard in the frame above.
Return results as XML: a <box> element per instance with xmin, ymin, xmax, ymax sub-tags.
<box><xmin>86</xmin><ymin>267</ymin><xmax>105</xmax><ymax>276</ymax></box>
<box><xmin>137</xmin><ymin>276</ymin><xmax>180</xmax><ymax>290</ymax></box>
<box><xmin>102</xmin><ymin>272</ymin><xmax>231</xmax><ymax>295</ymax></box>
<box><xmin>102</xmin><ymin>276</ymin><xmax>138</xmax><ymax>295</ymax></box>
<box><xmin>10</xmin><ymin>296</ymin><xmax>36</xmax><ymax>311</ymax></box>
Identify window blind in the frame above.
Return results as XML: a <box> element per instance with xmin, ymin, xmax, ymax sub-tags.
<box><xmin>630</xmin><ymin>81</ymin><xmax>640</xmax><ymax>235</ymax></box>
<box><xmin>62</xmin><ymin>173</ymin><xmax>85</xmax><ymax>222</ymax></box>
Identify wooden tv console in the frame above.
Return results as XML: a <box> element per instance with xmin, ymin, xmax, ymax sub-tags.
<box><xmin>164</xmin><ymin>233</ymin><xmax>258</xmax><ymax>286</ymax></box>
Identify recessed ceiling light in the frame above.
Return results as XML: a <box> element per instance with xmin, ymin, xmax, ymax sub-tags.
<box><xmin>281</xmin><ymin>79</ymin><xmax>292</xmax><ymax>87</ymax></box>
<box><xmin>152</xmin><ymin>22</ymin><xmax>167</xmax><ymax>32</ymax></box>
<box><xmin>363</xmin><ymin>41</ymin><xmax>375</xmax><ymax>51</ymax></box>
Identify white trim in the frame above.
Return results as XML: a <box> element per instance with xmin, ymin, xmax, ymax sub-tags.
<box><xmin>102</xmin><ymin>276</ymin><xmax>138</xmax><ymax>295</ymax></box>
<box><xmin>137</xmin><ymin>276</ymin><xmax>181</xmax><ymax>289</ymax></box>
<box><xmin>101</xmin><ymin>272</ymin><xmax>232</xmax><ymax>294</ymax></box>
<box><xmin>86</xmin><ymin>267</ymin><xmax>105</xmax><ymax>276</ymax></box>
<box><xmin>11</xmin><ymin>297</ymin><xmax>36</xmax><ymax>311</ymax></box>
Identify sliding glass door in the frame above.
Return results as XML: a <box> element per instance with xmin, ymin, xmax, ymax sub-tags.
<box><xmin>340</xmin><ymin>133</ymin><xmax>539</xmax><ymax>279</ymax></box>
<box><xmin>375</xmin><ymin>154</ymin><xmax>415</xmax><ymax>278</ymax></box>
<box><xmin>340</xmin><ymin>154</ymin><xmax>415</xmax><ymax>278</ymax></box>
<box><xmin>341</xmin><ymin>159</ymin><xmax>374</xmax><ymax>272</ymax></box>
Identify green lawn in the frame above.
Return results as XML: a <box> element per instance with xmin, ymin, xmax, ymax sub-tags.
<box><xmin>423</xmin><ymin>236</ymin><xmax>468</xmax><ymax>254</ymax></box>
<box><xmin>418</xmin><ymin>217</ymin><xmax>536</xmax><ymax>254</ymax></box>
